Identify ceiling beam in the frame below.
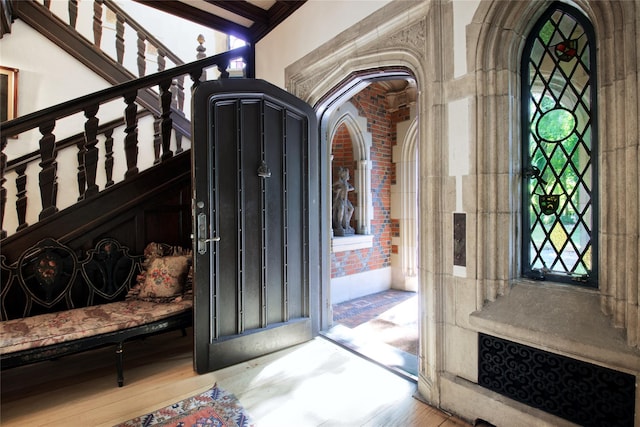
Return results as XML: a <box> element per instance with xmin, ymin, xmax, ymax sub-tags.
<box><xmin>206</xmin><ymin>1</ymin><xmax>269</xmax><ymax>25</ymax></box>
<box><xmin>250</xmin><ymin>1</ymin><xmax>306</xmax><ymax>42</ymax></box>
<box><xmin>133</xmin><ymin>0</ymin><xmax>307</xmax><ymax>44</ymax></box>
<box><xmin>134</xmin><ymin>0</ymin><xmax>252</xmax><ymax>40</ymax></box>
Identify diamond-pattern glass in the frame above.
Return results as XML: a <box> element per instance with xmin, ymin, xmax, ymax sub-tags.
<box><xmin>522</xmin><ymin>6</ymin><xmax>596</xmax><ymax>286</ymax></box>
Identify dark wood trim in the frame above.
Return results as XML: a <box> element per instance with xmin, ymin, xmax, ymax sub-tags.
<box><xmin>1</xmin><ymin>151</ymin><xmax>191</xmax><ymax>261</ymax></box>
<box><xmin>208</xmin><ymin>0</ymin><xmax>269</xmax><ymax>25</ymax></box>
<box><xmin>1</xmin><ymin>312</ymin><xmax>192</xmax><ymax>369</ymax></box>
<box><xmin>10</xmin><ymin>1</ymin><xmax>192</xmax><ymax>137</ymax></box>
<box><xmin>14</xmin><ymin>1</ymin><xmax>136</xmax><ymax>85</ymax></box>
<box><xmin>0</xmin><ymin>0</ymin><xmax>13</xmax><ymax>38</ymax></box>
<box><xmin>3</xmin><ymin>1</ymin><xmax>250</xmax><ymax>137</ymax></box>
<box><xmin>1</xmin><ymin>43</ymin><xmax>247</xmax><ymax>136</ymax></box>
<box><xmin>135</xmin><ymin>0</ymin><xmax>251</xmax><ymax>41</ymax></box>
<box><xmin>5</xmin><ymin>111</ymin><xmax>151</xmax><ymax>172</ymax></box>
<box><xmin>252</xmin><ymin>1</ymin><xmax>306</xmax><ymax>42</ymax></box>
<box><xmin>132</xmin><ymin>0</ymin><xmax>306</xmax><ymax>44</ymax></box>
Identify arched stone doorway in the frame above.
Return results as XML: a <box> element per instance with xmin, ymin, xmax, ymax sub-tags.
<box><xmin>319</xmin><ymin>77</ymin><xmax>420</xmax><ymax>378</ymax></box>
<box><xmin>325</xmin><ymin>80</ymin><xmax>418</xmax><ymax>305</ymax></box>
<box><xmin>284</xmin><ymin>0</ymin><xmax>446</xmax><ymax>405</ymax></box>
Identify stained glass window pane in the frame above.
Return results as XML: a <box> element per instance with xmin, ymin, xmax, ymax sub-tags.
<box><xmin>521</xmin><ymin>4</ymin><xmax>597</xmax><ymax>287</ymax></box>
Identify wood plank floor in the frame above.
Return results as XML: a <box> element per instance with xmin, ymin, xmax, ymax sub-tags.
<box><xmin>1</xmin><ymin>329</ymin><xmax>471</xmax><ymax>426</ymax></box>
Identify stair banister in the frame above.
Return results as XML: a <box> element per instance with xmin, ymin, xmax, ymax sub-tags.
<box><xmin>0</xmin><ymin>45</ymin><xmax>252</xmax><ymax>238</ymax></box>
<box><xmin>1</xmin><ymin>45</ymin><xmax>250</xmax><ymax>138</ymax></box>
<box><xmin>33</xmin><ymin>0</ymin><xmax>187</xmax><ymax>76</ymax></box>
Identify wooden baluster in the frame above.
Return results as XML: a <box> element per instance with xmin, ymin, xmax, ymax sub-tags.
<box><xmin>176</xmin><ymin>75</ymin><xmax>185</xmax><ymax>113</ymax></box>
<box><xmin>104</xmin><ymin>128</ymin><xmax>114</xmax><ymax>187</ymax></box>
<box><xmin>44</xmin><ymin>0</ymin><xmax>51</xmax><ymax>9</ymax></box>
<box><xmin>189</xmin><ymin>69</ymin><xmax>203</xmax><ymax>91</ymax></box>
<box><xmin>38</xmin><ymin>121</ymin><xmax>59</xmax><ymax>220</ymax></box>
<box><xmin>76</xmin><ymin>130</ymin><xmax>87</xmax><ymax>201</ymax></box>
<box><xmin>171</xmin><ymin>76</ymin><xmax>185</xmax><ymax>116</ymax></box>
<box><xmin>83</xmin><ymin>105</ymin><xmax>100</xmax><ymax>198</ymax></box>
<box><xmin>123</xmin><ymin>92</ymin><xmax>139</xmax><ymax>179</ymax></box>
<box><xmin>218</xmin><ymin>63</ymin><xmax>230</xmax><ymax>79</ymax></box>
<box><xmin>170</xmin><ymin>78</ymin><xmax>178</xmax><ymax>109</ymax></box>
<box><xmin>93</xmin><ymin>0</ymin><xmax>103</xmax><ymax>48</ymax></box>
<box><xmin>116</xmin><ymin>14</ymin><xmax>125</xmax><ymax>65</ymax></box>
<box><xmin>159</xmin><ymin>79</ymin><xmax>173</xmax><ymax>161</ymax></box>
<box><xmin>152</xmin><ymin>118</ymin><xmax>161</xmax><ymax>164</ymax></box>
<box><xmin>0</xmin><ymin>136</ymin><xmax>6</xmax><ymax>238</ymax></box>
<box><xmin>175</xmin><ymin>131</ymin><xmax>184</xmax><ymax>155</ymax></box>
<box><xmin>169</xmin><ymin>77</ymin><xmax>184</xmax><ymax>155</ymax></box>
<box><xmin>15</xmin><ymin>164</ymin><xmax>28</xmax><ymax>231</ymax></box>
<box><xmin>69</xmin><ymin>0</ymin><xmax>78</xmax><ymax>28</ymax></box>
<box><xmin>137</xmin><ymin>32</ymin><xmax>146</xmax><ymax>77</ymax></box>
<box><xmin>157</xmin><ymin>48</ymin><xmax>166</xmax><ymax>72</ymax></box>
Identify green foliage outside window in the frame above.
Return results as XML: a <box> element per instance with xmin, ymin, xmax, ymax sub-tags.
<box><xmin>522</xmin><ymin>4</ymin><xmax>597</xmax><ymax>286</ymax></box>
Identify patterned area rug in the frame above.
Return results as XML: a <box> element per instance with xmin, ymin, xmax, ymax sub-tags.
<box><xmin>115</xmin><ymin>384</ymin><xmax>255</xmax><ymax>427</ymax></box>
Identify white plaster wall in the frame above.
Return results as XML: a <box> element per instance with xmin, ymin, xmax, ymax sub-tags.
<box><xmin>256</xmin><ymin>0</ymin><xmax>392</xmax><ymax>88</ymax></box>
<box><xmin>1</xmin><ymin>20</ymin><xmax>114</xmax><ymax>156</ymax></box>
<box><xmin>2</xmin><ymin>20</ymin><xmax>116</xmax><ymax>234</ymax></box>
<box><xmin>331</xmin><ymin>267</ymin><xmax>391</xmax><ymax>304</ymax></box>
<box><xmin>111</xmin><ymin>0</ymin><xmax>228</xmax><ymax>64</ymax></box>
<box><xmin>0</xmin><ymin>10</ymin><xmax>179</xmax><ymax>235</ymax></box>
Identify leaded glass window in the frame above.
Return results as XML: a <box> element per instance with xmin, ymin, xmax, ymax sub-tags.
<box><xmin>521</xmin><ymin>3</ymin><xmax>597</xmax><ymax>287</ymax></box>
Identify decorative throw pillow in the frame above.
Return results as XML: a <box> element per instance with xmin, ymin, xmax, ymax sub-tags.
<box><xmin>138</xmin><ymin>255</ymin><xmax>190</xmax><ymax>299</ymax></box>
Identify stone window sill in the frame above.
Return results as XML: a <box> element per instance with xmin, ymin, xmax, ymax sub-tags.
<box><xmin>469</xmin><ymin>280</ymin><xmax>640</xmax><ymax>374</ymax></box>
<box><xmin>331</xmin><ymin>234</ymin><xmax>373</xmax><ymax>253</ymax></box>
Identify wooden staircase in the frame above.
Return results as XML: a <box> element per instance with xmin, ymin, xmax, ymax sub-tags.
<box><xmin>0</xmin><ymin>0</ymin><xmax>253</xmax><ymax>261</ymax></box>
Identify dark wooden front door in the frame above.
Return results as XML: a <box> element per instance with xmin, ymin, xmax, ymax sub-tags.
<box><xmin>191</xmin><ymin>79</ymin><xmax>320</xmax><ymax>373</ymax></box>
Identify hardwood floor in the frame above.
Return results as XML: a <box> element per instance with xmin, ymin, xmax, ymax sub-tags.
<box><xmin>1</xmin><ymin>329</ymin><xmax>471</xmax><ymax>426</ymax></box>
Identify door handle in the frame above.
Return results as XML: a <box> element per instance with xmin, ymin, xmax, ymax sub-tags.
<box><xmin>196</xmin><ymin>212</ymin><xmax>220</xmax><ymax>254</ymax></box>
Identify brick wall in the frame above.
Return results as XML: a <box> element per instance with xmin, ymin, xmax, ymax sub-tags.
<box><xmin>331</xmin><ymin>83</ymin><xmax>410</xmax><ymax>279</ymax></box>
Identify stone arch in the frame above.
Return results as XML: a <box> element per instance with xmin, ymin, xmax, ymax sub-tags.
<box><xmin>396</xmin><ymin>116</ymin><xmax>419</xmax><ymax>286</ymax></box>
<box><xmin>327</xmin><ymin>101</ymin><xmax>373</xmax><ymax>235</ymax></box>
<box><xmin>470</xmin><ymin>0</ymin><xmax>640</xmax><ymax>348</ymax></box>
<box><xmin>285</xmin><ymin>0</ymin><xmax>447</xmax><ymax>405</ymax></box>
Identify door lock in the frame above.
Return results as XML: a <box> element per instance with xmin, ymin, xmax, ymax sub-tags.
<box><xmin>196</xmin><ymin>212</ymin><xmax>220</xmax><ymax>254</ymax></box>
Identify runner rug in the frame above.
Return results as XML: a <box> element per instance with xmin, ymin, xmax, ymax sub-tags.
<box><xmin>114</xmin><ymin>384</ymin><xmax>255</xmax><ymax>427</ymax></box>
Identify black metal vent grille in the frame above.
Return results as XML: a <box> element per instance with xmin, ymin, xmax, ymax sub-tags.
<box><xmin>478</xmin><ymin>333</ymin><xmax>636</xmax><ymax>426</ymax></box>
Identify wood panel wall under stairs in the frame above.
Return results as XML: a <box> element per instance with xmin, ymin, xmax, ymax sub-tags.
<box><xmin>1</xmin><ymin>152</ymin><xmax>192</xmax><ymax>265</ymax></box>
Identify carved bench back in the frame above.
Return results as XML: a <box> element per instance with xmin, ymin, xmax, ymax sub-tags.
<box><xmin>0</xmin><ymin>238</ymin><xmax>142</xmax><ymax>320</ymax></box>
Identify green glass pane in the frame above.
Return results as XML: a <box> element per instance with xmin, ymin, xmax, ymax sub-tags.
<box><xmin>539</xmin><ymin>21</ymin><xmax>555</xmax><ymax>44</ymax></box>
<box><xmin>536</xmin><ymin>108</ymin><xmax>576</xmax><ymax>142</ymax></box>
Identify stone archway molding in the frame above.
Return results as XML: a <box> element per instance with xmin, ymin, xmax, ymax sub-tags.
<box><xmin>285</xmin><ymin>0</ymin><xmax>447</xmax><ymax>407</ymax></box>
<box><xmin>469</xmin><ymin>0</ymin><xmax>640</xmax><ymax>350</ymax></box>
<box><xmin>327</xmin><ymin>101</ymin><xmax>373</xmax><ymax>235</ymax></box>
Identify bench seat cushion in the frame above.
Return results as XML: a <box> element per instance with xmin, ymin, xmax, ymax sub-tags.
<box><xmin>0</xmin><ymin>299</ymin><xmax>192</xmax><ymax>354</ymax></box>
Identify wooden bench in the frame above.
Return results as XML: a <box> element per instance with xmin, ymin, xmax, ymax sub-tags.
<box><xmin>0</xmin><ymin>238</ymin><xmax>193</xmax><ymax>387</ymax></box>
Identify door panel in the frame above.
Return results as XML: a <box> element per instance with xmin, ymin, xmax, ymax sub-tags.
<box><xmin>191</xmin><ymin>79</ymin><xmax>319</xmax><ymax>373</ymax></box>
